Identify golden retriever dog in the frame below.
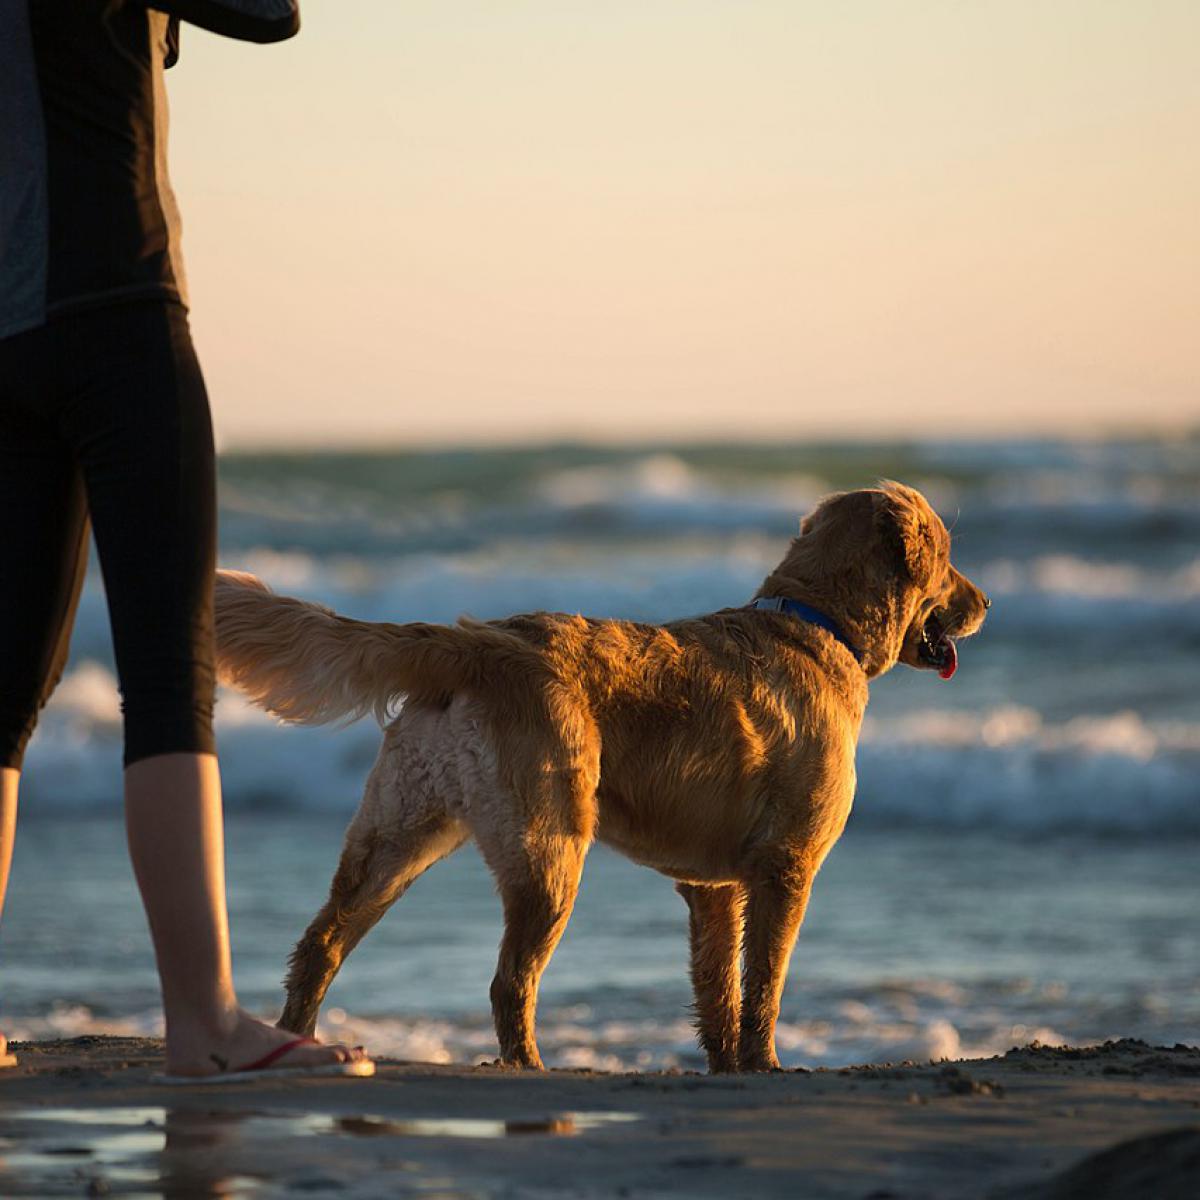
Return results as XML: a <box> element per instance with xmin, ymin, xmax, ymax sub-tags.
<box><xmin>215</xmin><ymin>481</ymin><xmax>988</xmax><ymax>1072</ymax></box>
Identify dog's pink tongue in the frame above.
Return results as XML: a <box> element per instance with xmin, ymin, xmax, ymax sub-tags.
<box><xmin>938</xmin><ymin>639</ymin><xmax>958</xmax><ymax>681</ymax></box>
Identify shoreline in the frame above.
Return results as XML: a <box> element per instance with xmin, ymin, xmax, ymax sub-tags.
<box><xmin>1</xmin><ymin>1037</ymin><xmax>1197</xmax><ymax>1197</ymax></box>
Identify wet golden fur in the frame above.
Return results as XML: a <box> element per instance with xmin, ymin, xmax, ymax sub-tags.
<box><xmin>215</xmin><ymin>482</ymin><xmax>988</xmax><ymax>1072</ymax></box>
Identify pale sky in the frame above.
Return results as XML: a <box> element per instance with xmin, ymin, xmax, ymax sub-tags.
<box><xmin>166</xmin><ymin>1</ymin><xmax>1200</xmax><ymax>448</ymax></box>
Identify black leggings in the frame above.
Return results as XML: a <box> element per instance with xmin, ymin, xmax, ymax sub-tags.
<box><xmin>0</xmin><ymin>300</ymin><xmax>216</xmax><ymax>769</ymax></box>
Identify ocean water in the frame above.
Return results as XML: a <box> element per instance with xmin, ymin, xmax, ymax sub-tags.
<box><xmin>3</xmin><ymin>436</ymin><xmax>1198</xmax><ymax>1068</ymax></box>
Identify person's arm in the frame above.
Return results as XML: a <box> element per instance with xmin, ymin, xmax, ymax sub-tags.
<box><xmin>148</xmin><ymin>0</ymin><xmax>300</xmax><ymax>45</ymax></box>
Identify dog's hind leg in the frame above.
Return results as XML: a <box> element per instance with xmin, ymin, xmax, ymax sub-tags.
<box><xmin>677</xmin><ymin>882</ymin><xmax>746</xmax><ymax>1073</ymax></box>
<box><xmin>468</xmin><ymin>686</ymin><xmax>600</xmax><ymax>1069</ymax></box>
<box><xmin>279</xmin><ymin>810</ymin><xmax>466</xmax><ymax>1036</ymax></box>
<box><xmin>278</xmin><ymin>703</ymin><xmax>476</xmax><ymax>1036</ymax></box>
<box><xmin>479</xmin><ymin>830</ymin><xmax>588</xmax><ymax>1070</ymax></box>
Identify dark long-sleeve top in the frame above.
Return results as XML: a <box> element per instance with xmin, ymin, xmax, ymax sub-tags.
<box><xmin>0</xmin><ymin>1</ymin><xmax>299</xmax><ymax>339</ymax></box>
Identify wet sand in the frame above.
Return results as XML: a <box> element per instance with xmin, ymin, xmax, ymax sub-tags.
<box><xmin>0</xmin><ymin>1037</ymin><xmax>1197</xmax><ymax>1198</ymax></box>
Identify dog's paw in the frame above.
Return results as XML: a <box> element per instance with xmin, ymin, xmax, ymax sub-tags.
<box><xmin>737</xmin><ymin>1054</ymin><xmax>783</xmax><ymax>1073</ymax></box>
<box><xmin>478</xmin><ymin>1054</ymin><xmax>546</xmax><ymax>1071</ymax></box>
<box><xmin>706</xmin><ymin>1055</ymin><xmax>742</xmax><ymax>1075</ymax></box>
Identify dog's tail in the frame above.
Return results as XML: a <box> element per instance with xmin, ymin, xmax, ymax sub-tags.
<box><xmin>215</xmin><ymin>570</ymin><xmax>537</xmax><ymax>725</ymax></box>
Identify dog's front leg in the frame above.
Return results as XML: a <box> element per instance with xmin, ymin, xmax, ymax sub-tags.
<box><xmin>738</xmin><ymin>862</ymin><xmax>813</xmax><ymax>1071</ymax></box>
<box><xmin>677</xmin><ymin>882</ymin><xmax>745</xmax><ymax>1073</ymax></box>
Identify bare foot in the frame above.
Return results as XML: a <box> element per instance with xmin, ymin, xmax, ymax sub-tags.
<box><xmin>0</xmin><ymin>1032</ymin><xmax>17</xmax><ymax>1068</ymax></box>
<box><xmin>164</xmin><ymin>1008</ymin><xmax>368</xmax><ymax>1078</ymax></box>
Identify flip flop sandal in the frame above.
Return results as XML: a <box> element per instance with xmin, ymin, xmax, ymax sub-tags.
<box><xmin>153</xmin><ymin>1037</ymin><xmax>375</xmax><ymax>1085</ymax></box>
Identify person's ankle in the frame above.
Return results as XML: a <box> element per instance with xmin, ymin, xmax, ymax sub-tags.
<box><xmin>163</xmin><ymin>995</ymin><xmax>241</xmax><ymax>1048</ymax></box>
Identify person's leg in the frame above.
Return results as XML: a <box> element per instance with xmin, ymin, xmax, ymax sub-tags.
<box><xmin>0</xmin><ymin>770</ymin><xmax>16</xmax><ymax>908</ymax></box>
<box><xmin>0</xmin><ymin>326</ymin><xmax>93</xmax><ymax>1066</ymax></box>
<box><xmin>125</xmin><ymin>752</ymin><xmax>365</xmax><ymax>1074</ymax></box>
<box><xmin>59</xmin><ymin>302</ymin><xmax>365</xmax><ymax>1075</ymax></box>
<box><xmin>0</xmin><ymin>768</ymin><xmax>18</xmax><ymax>1064</ymax></box>
<box><xmin>123</xmin><ymin>755</ymin><xmax>234</xmax><ymax>1047</ymax></box>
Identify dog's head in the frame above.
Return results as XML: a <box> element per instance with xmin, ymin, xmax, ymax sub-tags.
<box><xmin>763</xmin><ymin>481</ymin><xmax>989</xmax><ymax>679</ymax></box>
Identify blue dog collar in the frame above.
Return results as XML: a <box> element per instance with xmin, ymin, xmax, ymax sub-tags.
<box><xmin>751</xmin><ymin>596</ymin><xmax>863</xmax><ymax>666</ymax></box>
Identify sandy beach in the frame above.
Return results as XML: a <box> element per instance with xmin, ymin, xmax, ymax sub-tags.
<box><xmin>0</xmin><ymin>1037</ymin><xmax>1195</xmax><ymax>1198</ymax></box>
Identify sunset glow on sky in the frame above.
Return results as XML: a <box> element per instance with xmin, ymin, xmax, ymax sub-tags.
<box><xmin>167</xmin><ymin>1</ymin><xmax>1199</xmax><ymax>447</ymax></box>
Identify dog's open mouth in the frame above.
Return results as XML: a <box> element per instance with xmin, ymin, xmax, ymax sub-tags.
<box><xmin>918</xmin><ymin>612</ymin><xmax>958</xmax><ymax>680</ymax></box>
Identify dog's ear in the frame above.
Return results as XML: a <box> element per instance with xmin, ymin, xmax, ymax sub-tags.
<box><xmin>799</xmin><ymin>491</ymin><xmax>844</xmax><ymax>537</ymax></box>
<box><xmin>873</xmin><ymin>482</ymin><xmax>944</xmax><ymax>584</ymax></box>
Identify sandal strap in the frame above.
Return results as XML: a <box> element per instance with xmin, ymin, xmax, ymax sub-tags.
<box><xmin>235</xmin><ymin>1036</ymin><xmax>317</xmax><ymax>1073</ymax></box>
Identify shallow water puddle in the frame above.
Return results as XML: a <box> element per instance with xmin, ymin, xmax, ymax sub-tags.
<box><xmin>0</xmin><ymin>1108</ymin><xmax>169</xmax><ymax>1196</ymax></box>
<box><xmin>332</xmin><ymin>1111</ymin><xmax>638</xmax><ymax>1138</ymax></box>
<box><xmin>0</xmin><ymin>1105</ymin><xmax>639</xmax><ymax>1196</ymax></box>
